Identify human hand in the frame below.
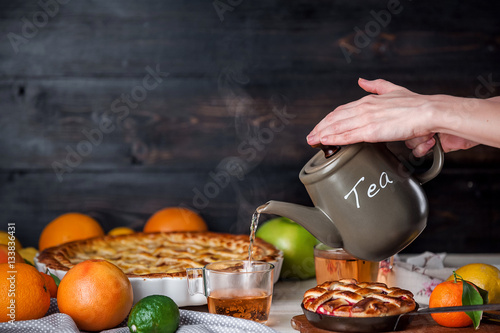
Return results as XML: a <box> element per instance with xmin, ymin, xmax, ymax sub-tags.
<box><xmin>405</xmin><ymin>134</ymin><xmax>478</xmax><ymax>157</ymax></box>
<box><xmin>306</xmin><ymin>78</ymin><xmax>478</xmax><ymax>157</ymax></box>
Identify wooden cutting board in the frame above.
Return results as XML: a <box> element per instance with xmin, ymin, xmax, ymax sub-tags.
<box><xmin>291</xmin><ymin>314</ymin><xmax>500</xmax><ymax>332</ymax></box>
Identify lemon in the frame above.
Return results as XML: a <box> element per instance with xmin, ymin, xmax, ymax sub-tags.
<box><xmin>0</xmin><ymin>231</ymin><xmax>22</xmax><ymax>250</ymax></box>
<box><xmin>447</xmin><ymin>263</ymin><xmax>500</xmax><ymax>303</ymax></box>
<box><xmin>108</xmin><ymin>227</ymin><xmax>135</xmax><ymax>236</ymax></box>
<box><xmin>18</xmin><ymin>247</ymin><xmax>39</xmax><ymax>265</ymax></box>
<box><xmin>128</xmin><ymin>295</ymin><xmax>179</xmax><ymax>333</ymax></box>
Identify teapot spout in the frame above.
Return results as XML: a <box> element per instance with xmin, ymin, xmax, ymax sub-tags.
<box><xmin>257</xmin><ymin>200</ymin><xmax>342</xmax><ymax>248</ymax></box>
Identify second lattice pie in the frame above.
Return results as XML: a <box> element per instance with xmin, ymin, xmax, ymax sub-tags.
<box><xmin>302</xmin><ymin>278</ymin><xmax>416</xmax><ymax>317</ymax></box>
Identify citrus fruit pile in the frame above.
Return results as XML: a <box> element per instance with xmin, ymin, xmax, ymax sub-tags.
<box><xmin>429</xmin><ymin>263</ymin><xmax>500</xmax><ymax>329</ymax></box>
<box><xmin>0</xmin><ymin>206</ymin><xmax>202</xmax><ymax>329</ymax></box>
<box><xmin>0</xmin><ymin>229</ymin><xmax>59</xmax><ymax>323</ymax></box>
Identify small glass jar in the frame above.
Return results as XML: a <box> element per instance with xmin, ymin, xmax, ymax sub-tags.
<box><xmin>314</xmin><ymin>244</ymin><xmax>380</xmax><ymax>284</ymax></box>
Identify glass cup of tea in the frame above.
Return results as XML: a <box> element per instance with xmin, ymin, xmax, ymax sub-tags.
<box><xmin>314</xmin><ymin>244</ymin><xmax>380</xmax><ymax>284</ymax></box>
<box><xmin>186</xmin><ymin>260</ymin><xmax>274</xmax><ymax>323</ymax></box>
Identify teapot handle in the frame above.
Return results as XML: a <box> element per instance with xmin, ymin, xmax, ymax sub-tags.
<box><xmin>414</xmin><ymin>134</ymin><xmax>444</xmax><ymax>184</ymax></box>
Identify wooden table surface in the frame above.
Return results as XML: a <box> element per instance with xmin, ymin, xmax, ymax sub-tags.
<box><xmin>290</xmin><ymin>314</ymin><xmax>500</xmax><ymax>333</ymax></box>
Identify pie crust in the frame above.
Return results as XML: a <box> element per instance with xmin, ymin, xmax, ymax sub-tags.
<box><xmin>37</xmin><ymin>231</ymin><xmax>281</xmax><ymax>278</ymax></box>
<box><xmin>303</xmin><ymin>279</ymin><xmax>416</xmax><ymax>317</ymax></box>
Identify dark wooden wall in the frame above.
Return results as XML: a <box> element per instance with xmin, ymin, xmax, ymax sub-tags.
<box><xmin>1</xmin><ymin>0</ymin><xmax>499</xmax><ymax>253</ymax></box>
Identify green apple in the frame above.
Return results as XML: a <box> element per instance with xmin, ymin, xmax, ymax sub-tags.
<box><xmin>256</xmin><ymin>217</ymin><xmax>318</xmax><ymax>280</ymax></box>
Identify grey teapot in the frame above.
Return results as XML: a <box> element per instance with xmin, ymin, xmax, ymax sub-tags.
<box><xmin>258</xmin><ymin>136</ymin><xmax>444</xmax><ymax>261</ymax></box>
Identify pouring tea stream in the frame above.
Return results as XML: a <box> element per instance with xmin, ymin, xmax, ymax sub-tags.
<box><xmin>257</xmin><ymin>136</ymin><xmax>444</xmax><ymax>262</ymax></box>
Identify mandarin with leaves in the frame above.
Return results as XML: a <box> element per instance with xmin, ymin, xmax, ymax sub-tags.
<box><xmin>429</xmin><ymin>279</ymin><xmax>473</xmax><ymax>328</ymax></box>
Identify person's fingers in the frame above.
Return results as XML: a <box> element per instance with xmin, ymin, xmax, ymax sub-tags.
<box><xmin>411</xmin><ymin>137</ymin><xmax>436</xmax><ymax>157</ymax></box>
<box><xmin>439</xmin><ymin>134</ymin><xmax>479</xmax><ymax>152</ymax></box>
<box><xmin>307</xmin><ymin>95</ymin><xmax>379</xmax><ymax>141</ymax></box>
<box><xmin>308</xmin><ymin>79</ymin><xmax>415</xmax><ymax>146</ymax></box>
<box><xmin>358</xmin><ymin>78</ymin><xmax>408</xmax><ymax>95</ymax></box>
<box><xmin>317</xmin><ymin>131</ymin><xmax>363</xmax><ymax>146</ymax></box>
<box><xmin>309</xmin><ymin>118</ymin><xmax>359</xmax><ymax>145</ymax></box>
<box><xmin>405</xmin><ymin>134</ymin><xmax>434</xmax><ymax>149</ymax></box>
<box><xmin>317</xmin><ymin>119</ymin><xmax>383</xmax><ymax>145</ymax></box>
<box><xmin>306</xmin><ymin>132</ymin><xmax>320</xmax><ymax>145</ymax></box>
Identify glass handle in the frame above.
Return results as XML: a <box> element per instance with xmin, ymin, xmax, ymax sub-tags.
<box><xmin>186</xmin><ymin>267</ymin><xmax>205</xmax><ymax>296</ymax></box>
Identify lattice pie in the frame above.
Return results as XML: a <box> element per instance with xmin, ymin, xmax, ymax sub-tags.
<box><xmin>38</xmin><ymin>231</ymin><xmax>281</xmax><ymax>278</ymax></box>
<box><xmin>303</xmin><ymin>279</ymin><xmax>416</xmax><ymax>317</ymax></box>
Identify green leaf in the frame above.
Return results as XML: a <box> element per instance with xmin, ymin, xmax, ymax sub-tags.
<box><xmin>477</xmin><ymin>285</ymin><xmax>489</xmax><ymax>305</ymax></box>
<box><xmin>23</xmin><ymin>258</ymin><xmax>35</xmax><ymax>267</ymax></box>
<box><xmin>47</xmin><ymin>270</ymin><xmax>61</xmax><ymax>287</ymax></box>
<box><xmin>462</xmin><ymin>280</ymin><xmax>486</xmax><ymax>329</ymax></box>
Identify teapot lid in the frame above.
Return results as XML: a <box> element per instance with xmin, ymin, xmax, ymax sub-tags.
<box><xmin>303</xmin><ymin>144</ymin><xmax>341</xmax><ymax>175</ymax></box>
<box><xmin>301</xmin><ymin>143</ymin><xmax>363</xmax><ymax>183</ymax></box>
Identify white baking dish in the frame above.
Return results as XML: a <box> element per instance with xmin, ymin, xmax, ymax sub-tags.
<box><xmin>35</xmin><ymin>255</ymin><xmax>283</xmax><ymax>307</ymax></box>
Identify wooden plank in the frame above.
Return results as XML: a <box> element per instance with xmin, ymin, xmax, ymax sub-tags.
<box><xmin>0</xmin><ymin>76</ymin><xmax>309</xmax><ymax>172</ymax></box>
<box><xmin>1</xmin><ymin>77</ymin><xmax>500</xmax><ymax>174</ymax></box>
<box><xmin>0</xmin><ymin>167</ymin><xmax>308</xmax><ymax>248</ymax></box>
<box><xmin>0</xmin><ymin>1</ymin><xmax>498</xmax><ymax>78</ymax></box>
<box><xmin>1</xmin><ymin>167</ymin><xmax>500</xmax><ymax>252</ymax></box>
<box><xmin>406</xmin><ymin>170</ymin><xmax>500</xmax><ymax>254</ymax></box>
<box><xmin>1</xmin><ymin>0</ymin><xmax>500</xmax><ymax>255</ymax></box>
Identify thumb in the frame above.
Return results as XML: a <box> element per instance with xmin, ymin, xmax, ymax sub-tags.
<box><xmin>358</xmin><ymin>78</ymin><xmax>407</xmax><ymax>95</ymax></box>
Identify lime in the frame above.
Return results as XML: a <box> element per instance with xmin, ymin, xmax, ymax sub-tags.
<box><xmin>256</xmin><ymin>217</ymin><xmax>318</xmax><ymax>280</ymax></box>
<box><xmin>128</xmin><ymin>295</ymin><xmax>180</xmax><ymax>333</ymax></box>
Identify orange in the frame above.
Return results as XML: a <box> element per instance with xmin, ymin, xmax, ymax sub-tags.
<box><xmin>39</xmin><ymin>213</ymin><xmax>105</xmax><ymax>251</ymax></box>
<box><xmin>429</xmin><ymin>280</ymin><xmax>472</xmax><ymax>328</ymax></box>
<box><xmin>0</xmin><ymin>244</ymin><xmax>24</xmax><ymax>264</ymax></box>
<box><xmin>40</xmin><ymin>272</ymin><xmax>58</xmax><ymax>298</ymax></box>
<box><xmin>57</xmin><ymin>259</ymin><xmax>133</xmax><ymax>331</ymax></box>
<box><xmin>108</xmin><ymin>226</ymin><xmax>135</xmax><ymax>236</ymax></box>
<box><xmin>0</xmin><ymin>263</ymin><xmax>51</xmax><ymax>322</ymax></box>
<box><xmin>143</xmin><ymin>207</ymin><xmax>208</xmax><ymax>233</ymax></box>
